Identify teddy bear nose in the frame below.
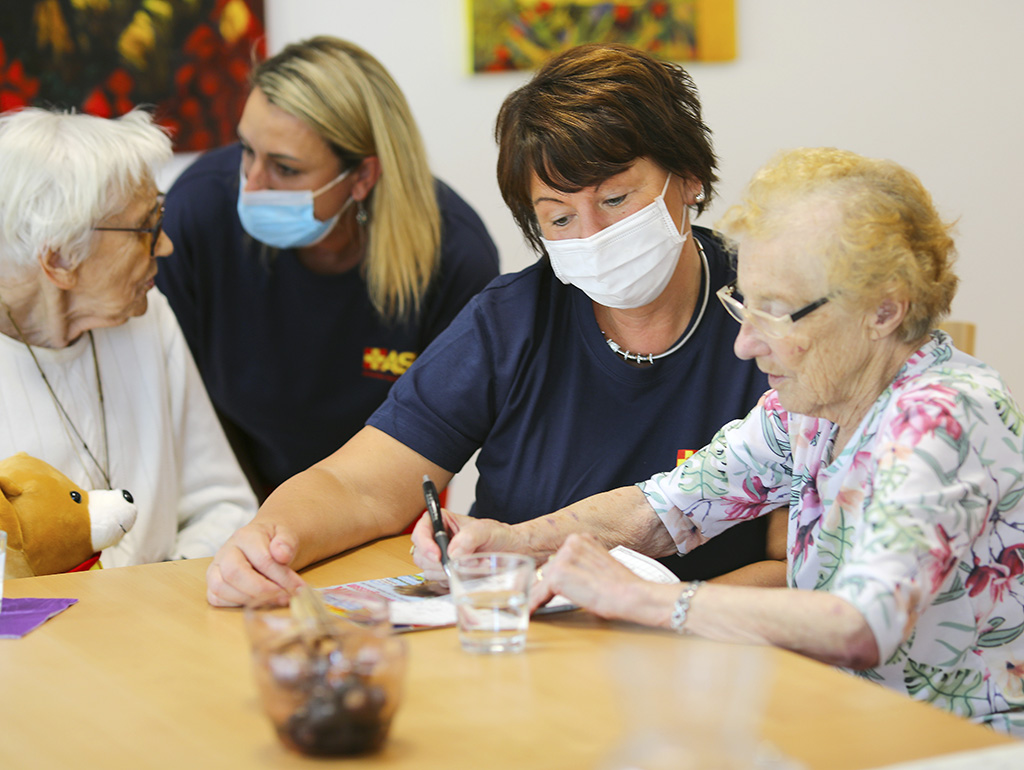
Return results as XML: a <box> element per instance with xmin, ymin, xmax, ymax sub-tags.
<box><xmin>122</xmin><ymin>489</ymin><xmax>134</xmax><ymax>504</ymax></box>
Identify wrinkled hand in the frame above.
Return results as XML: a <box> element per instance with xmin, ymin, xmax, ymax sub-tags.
<box><xmin>205</xmin><ymin>521</ymin><xmax>306</xmax><ymax>607</ymax></box>
<box><xmin>410</xmin><ymin>510</ymin><xmax>520</xmax><ymax>580</ymax></box>
<box><xmin>529</xmin><ymin>533</ymin><xmax>645</xmax><ymax>619</ymax></box>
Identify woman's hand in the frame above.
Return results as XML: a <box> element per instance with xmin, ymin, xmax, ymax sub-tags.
<box><xmin>205</xmin><ymin>521</ymin><xmax>306</xmax><ymax>607</ymax></box>
<box><xmin>410</xmin><ymin>510</ymin><xmax>521</xmax><ymax>580</ymax></box>
<box><xmin>529</xmin><ymin>533</ymin><xmax>655</xmax><ymax>620</ymax></box>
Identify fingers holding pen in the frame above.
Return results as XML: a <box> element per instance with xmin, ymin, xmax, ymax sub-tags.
<box><xmin>411</xmin><ymin>511</ymin><xmax>443</xmax><ymax>578</ymax></box>
<box><xmin>411</xmin><ymin>507</ymin><xmax>469</xmax><ymax>578</ymax></box>
<box><xmin>410</xmin><ymin>511</ymin><xmax>526</xmax><ymax>577</ymax></box>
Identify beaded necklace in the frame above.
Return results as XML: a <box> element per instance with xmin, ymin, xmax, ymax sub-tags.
<box><xmin>601</xmin><ymin>235</ymin><xmax>710</xmax><ymax>366</ymax></box>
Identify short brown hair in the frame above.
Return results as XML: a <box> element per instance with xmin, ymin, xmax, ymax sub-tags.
<box><xmin>496</xmin><ymin>43</ymin><xmax>717</xmax><ymax>253</ymax></box>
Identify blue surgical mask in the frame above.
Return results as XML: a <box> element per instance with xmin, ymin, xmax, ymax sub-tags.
<box><xmin>236</xmin><ymin>165</ymin><xmax>352</xmax><ymax>248</ymax></box>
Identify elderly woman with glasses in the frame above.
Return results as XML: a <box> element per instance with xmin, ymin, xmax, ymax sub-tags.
<box><xmin>417</xmin><ymin>147</ymin><xmax>1024</xmax><ymax>735</ymax></box>
<box><xmin>0</xmin><ymin>107</ymin><xmax>256</xmax><ymax>568</ymax></box>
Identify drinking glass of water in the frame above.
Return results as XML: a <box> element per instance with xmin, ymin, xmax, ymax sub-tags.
<box><xmin>449</xmin><ymin>552</ymin><xmax>535</xmax><ymax>654</ymax></box>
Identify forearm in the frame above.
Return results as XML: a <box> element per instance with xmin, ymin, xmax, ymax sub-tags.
<box><xmin>683</xmin><ymin>584</ymin><xmax>880</xmax><ymax>668</ymax></box>
<box><xmin>601</xmin><ymin>579</ymin><xmax>878</xmax><ymax>668</ymax></box>
<box><xmin>254</xmin><ymin>465</ymin><xmax>370</xmax><ymax>570</ymax></box>
<box><xmin>257</xmin><ymin>427</ymin><xmax>453</xmax><ymax>571</ymax></box>
<box><xmin>519</xmin><ymin>486</ymin><xmax>676</xmax><ymax>562</ymax></box>
<box><xmin>708</xmin><ymin>558</ymin><xmax>787</xmax><ymax>587</ymax></box>
<box><xmin>707</xmin><ymin>506</ymin><xmax>789</xmax><ymax>587</ymax></box>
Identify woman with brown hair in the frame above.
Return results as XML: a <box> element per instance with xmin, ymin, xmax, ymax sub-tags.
<box><xmin>205</xmin><ymin>43</ymin><xmax>780</xmax><ymax>608</ymax></box>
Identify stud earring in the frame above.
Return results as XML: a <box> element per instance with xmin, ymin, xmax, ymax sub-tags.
<box><xmin>356</xmin><ymin>200</ymin><xmax>369</xmax><ymax>227</ymax></box>
<box><xmin>694</xmin><ymin>189</ymin><xmax>706</xmax><ymax>204</ymax></box>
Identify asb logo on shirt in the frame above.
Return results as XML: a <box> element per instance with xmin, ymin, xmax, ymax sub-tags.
<box><xmin>363</xmin><ymin>347</ymin><xmax>417</xmax><ymax>382</ymax></box>
<box><xmin>677</xmin><ymin>449</ymin><xmax>696</xmax><ymax>466</ymax></box>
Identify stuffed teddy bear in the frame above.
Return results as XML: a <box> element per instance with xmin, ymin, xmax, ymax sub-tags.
<box><xmin>0</xmin><ymin>452</ymin><xmax>138</xmax><ymax>578</ymax></box>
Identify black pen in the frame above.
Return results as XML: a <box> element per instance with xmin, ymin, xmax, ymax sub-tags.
<box><xmin>422</xmin><ymin>474</ymin><xmax>451</xmax><ymax>573</ymax></box>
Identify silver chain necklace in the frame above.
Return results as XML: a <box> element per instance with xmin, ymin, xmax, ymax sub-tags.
<box><xmin>602</xmin><ymin>235</ymin><xmax>711</xmax><ymax>366</ymax></box>
<box><xmin>3</xmin><ymin>304</ymin><xmax>112</xmax><ymax>489</ymax></box>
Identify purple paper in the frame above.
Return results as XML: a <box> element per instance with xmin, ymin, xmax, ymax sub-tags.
<box><xmin>0</xmin><ymin>597</ymin><xmax>78</xmax><ymax>638</ymax></box>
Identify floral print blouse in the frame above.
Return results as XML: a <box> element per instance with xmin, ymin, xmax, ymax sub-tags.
<box><xmin>639</xmin><ymin>332</ymin><xmax>1024</xmax><ymax>735</ymax></box>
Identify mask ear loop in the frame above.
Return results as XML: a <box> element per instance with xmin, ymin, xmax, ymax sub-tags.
<box><xmin>311</xmin><ymin>166</ymin><xmax>358</xmax><ymax>232</ymax></box>
<box><xmin>658</xmin><ymin>172</ymin><xmax>673</xmax><ymax>199</ymax></box>
<box><xmin>660</xmin><ymin>172</ymin><xmax>689</xmax><ymax>239</ymax></box>
<box><xmin>311</xmin><ymin>166</ymin><xmax>352</xmax><ymax>198</ymax></box>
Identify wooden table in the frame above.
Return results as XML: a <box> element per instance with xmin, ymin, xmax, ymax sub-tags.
<box><xmin>0</xmin><ymin>536</ymin><xmax>1016</xmax><ymax>769</ymax></box>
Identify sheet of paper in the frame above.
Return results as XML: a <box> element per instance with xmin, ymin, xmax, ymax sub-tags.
<box><xmin>320</xmin><ymin>576</ymin><xmax>572</xmax><ymax>631</ymax></box>
<box><xmin>608</xmin><ymin>545</ymin><xmax>681</xmax><ymax>584</ymax></box>
<box><xmin>319</xmin><ymin>545</ymin><xmax>677</xmax><ymax>631</ymax></box>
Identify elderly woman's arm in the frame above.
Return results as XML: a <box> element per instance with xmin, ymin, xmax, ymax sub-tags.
<box><xmin>413</xmin><ymin>487</ymin><xmax>788</xmax><ymax>587</ymax></box>
<box><xmin>412</xmin><ymin>485</ymin><xmax>677</xmax><ymax>571</ymax></box>
<box><xmin>532</xmin><ymin>533</ymin><xmax>879</xmax><ymax>669</ymax></box>
<box><xmin>681</xmin><ymin>581</ymin><xmax>879</xmax><ymax>667</ymax></box>
<box><xmin>413</xmin><ymin>406</ymin><xmax>792</xmax><ymax>583</ymax></box>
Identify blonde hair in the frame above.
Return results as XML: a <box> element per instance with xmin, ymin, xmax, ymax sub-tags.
<box><xmin>254</xmin><ymin>36</ymin><xmax>440</xmax><ymax>321</ymax></box>
<box><xmin>718</xmin><ymin>147</ymin><xmax>958</xmax><ymax>343</ymax></box>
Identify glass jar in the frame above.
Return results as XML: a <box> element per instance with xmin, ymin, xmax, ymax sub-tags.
<box><xmin>244</xmin><ymin>588</ymin><xmax>406</xmax><ymax>756</ymax></box>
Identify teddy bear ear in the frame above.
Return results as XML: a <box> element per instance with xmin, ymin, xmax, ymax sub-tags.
<box><xmin>1</xmin><ymin>474</ymin><xmax>25</xmax><ymax>547</ymax></box>
<box><xmin>0</xmin><ymin>473</ymin><xmax>23</xmax><ymax>500</ymax></box>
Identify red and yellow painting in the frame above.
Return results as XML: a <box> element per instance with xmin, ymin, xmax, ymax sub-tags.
<box><xmin>0</xmin><ymin>0</ymin><xmax>264</xmax><ymax>151</ymax></box>
<box><xmin>469</xmin><ymin>0</ymin><xmax>735</xmax><ymax>72</ymax></box>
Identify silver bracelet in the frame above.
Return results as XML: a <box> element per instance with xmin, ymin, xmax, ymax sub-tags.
<box><xmin>669</xmin><ymin>580</ymin><xmax>704</xmax><ymax>634</ymax></box>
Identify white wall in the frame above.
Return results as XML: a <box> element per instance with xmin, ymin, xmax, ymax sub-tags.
<box><xmin>259</xmin><ymin>0</ymin><xmax>1024</xmax><ymax>386</ymax></box>
<box><xmin>199</xmin><ymin>0</ymin><xmax>1024</xmax><ymax>509</ymax></box>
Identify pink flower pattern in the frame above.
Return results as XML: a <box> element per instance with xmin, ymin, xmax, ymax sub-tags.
<box><xmin>642</xmin><ymin>332</ymin><xmax>1024</xmax><ymax>735</ymax></box>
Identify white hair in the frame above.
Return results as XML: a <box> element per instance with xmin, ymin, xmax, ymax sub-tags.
<box><xmin>0</xmin><ymin>108</ymin><xmax>172</xmax><ymax>277</ymax></box>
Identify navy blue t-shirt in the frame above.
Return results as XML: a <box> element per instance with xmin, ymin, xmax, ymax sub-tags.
<box><xmin>157</xmin><ymin>144</ymin><xmax>500</xmax><ymax>492</ymax></box>
<box><xmin>369</xmin><ymin>228</ymin><xmax>771</xmax><ymax>580</ymax></box>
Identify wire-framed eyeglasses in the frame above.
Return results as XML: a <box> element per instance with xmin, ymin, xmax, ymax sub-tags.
<box><xmin>93</xmin><ymin>194</ymin><xmax>166</xmax><ymax>256</ymax></box>
<box><xmin>716</xmin><ymin>280</ymin><xmax>830</xmax><ymax>339</ymax></box>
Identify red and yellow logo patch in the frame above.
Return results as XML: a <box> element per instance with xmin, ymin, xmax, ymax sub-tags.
<box><xmin>363</xmin><ymin>347</ymin><xmax>417</xmax><ymax>382</ymax></box>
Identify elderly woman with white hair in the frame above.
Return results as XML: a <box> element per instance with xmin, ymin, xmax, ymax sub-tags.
<box><xmin>415</xmin><ymin>147</ymin><xmax>1024</xmax><ymax>735</ymax></box>
<box><xmin>0</xmin><ymin>107</ymin><xmax>256</xmax><ymax>568</ymax></box>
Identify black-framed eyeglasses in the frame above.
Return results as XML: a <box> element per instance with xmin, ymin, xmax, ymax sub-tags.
<box><xmin>93</xmin><ymin>194</ymin><xmax>166</xmax><ymax>257</ymax></box>
<box><xmin>716</xmin><ymin>280</ymin><xmax>830</xmax><ymax>339</ymax></box>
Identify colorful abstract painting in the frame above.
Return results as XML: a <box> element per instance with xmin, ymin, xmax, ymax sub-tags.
<box><xmin>469</xmin><ymin>0</ymin><xmax>735</xmax><ymax>73</ymax></box>
<box><xmin>0</xmin><ymin>0</ymin><xmax>264</xmax><ymax>151</ymax></box>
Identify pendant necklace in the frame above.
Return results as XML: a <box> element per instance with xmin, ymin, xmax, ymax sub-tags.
<box><xmin>602</xmin><ymin>234</ymin><xmax>711</xmax><ymax>366</ymax></box>
<box><xmin>2</xmin><ymin>305</ymin><xmax>112</xmax><ymax>490</ymax></box>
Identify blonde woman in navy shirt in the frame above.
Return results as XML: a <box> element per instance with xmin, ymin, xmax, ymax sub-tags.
<box><xmin>158</xmin><ymin>37</ymin><xmax>499</xmax><ymax>500</ymax></box>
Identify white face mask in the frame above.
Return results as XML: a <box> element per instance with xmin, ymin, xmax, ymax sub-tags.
<box><xmin>541</xmin><ymin>174</ymin><xmax>689</xmax><ymax>309</ymax></box>
<box><xmin>236</xmin><ymin>165</ymin><xmax>352</xmax><ymax>249</ymax></box>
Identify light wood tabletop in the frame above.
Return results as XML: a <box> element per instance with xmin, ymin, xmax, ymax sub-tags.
<box><xmin>0</xmin><ymin>535</ymin><xmax>1016</xmax><ymax>769</ymax></box>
